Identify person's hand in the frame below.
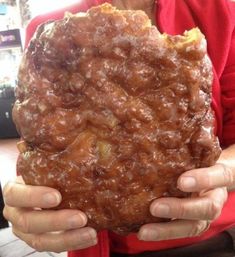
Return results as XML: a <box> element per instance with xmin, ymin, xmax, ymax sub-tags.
<box><xmin>3</xmin><ymin>176</ymin><xmax>97</xmax><ymax>253</ymax></box>
<box><xmin>138</xmin><ymin>144</ymin><xmax>235</xmax><ymax>242</ymax></box>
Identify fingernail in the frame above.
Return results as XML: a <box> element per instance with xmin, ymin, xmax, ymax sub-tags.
<box><xmin>42</xmin><ymin>193</ymin><xmax>61</xmax><ymax>206</ymax></box>
<box><xmin>68</xmin><ymin>214</ymin><xmax>87</xmax><ymax>228</ymax></box>
<box><xmin>139</xmin><ymin>229</ymin><xmax>159</xmax><ymax>241</ymax></box>
<box><xmin>81</xmin><ymin>229</ymin><xmax>97</xmax><ymax>242</ymax></box>
<box><xmin>152</xmin><ymin>203</ymin><xmax>170</xmax><ymax>217</ymax></box>
<box><xmin>180</xmin><ymin>176</ymin><xmax>197</xmax><ymax>189</ymax></box>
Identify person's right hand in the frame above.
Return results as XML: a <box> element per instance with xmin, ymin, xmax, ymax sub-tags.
<box><xmin>3</xmin><ymin>176</ymin><xmax>98</xmax><ymax>253</ymax></box>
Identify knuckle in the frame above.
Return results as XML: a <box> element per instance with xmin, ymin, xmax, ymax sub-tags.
<box><xmin>176</xmin><ymin>202</ymin><xmax>187</xmax><ymax>218</ymax></box>
<box><xmin>223</xmin><ymin>188</ymin><xmax>228</xmax><ymax>202</ymax></box>
<box><xmin>30</xmin><ymin>235</ymin><xmax>44</xmax><ymax>252</ymax></box>
<box><xmin>220</xmin><ymin>164</ymin><xmax>234</xmax><ymax>185</ymax></box>
<box><xmin>3</xmin><ymin>207</ymin><xmax>9</xmax><ymax>221</ymax></box>
<box><xmin>189</xmin><ymin>221</ymin><xmax>206</xmax><ymax>237</ymax></box>
<box><xmin>24</xmin><ymin>188</ymin><xmax>34</xmax><ymax>204</ymax></box>
<box><xmin>208</xmin><ymin>200</ymin><xmax>222</xmax><ymax>220</ymax></box>
<box><xmin>12</xmin><ymin>227</ymin><xmax>20</xmax><ymax>239</ymax></box>
<box><xmin>219</xmin><ymin>187</ymin><xmax>228</xmax><ymax>204</ymax></box>
<box><xmin>17</xmin><ymin>214</ymin><xmax>30</xmax><ymax>234</ymax></box>
<box><xmin>50</xmin><ymin>214</ymin><xmax>62</xmax><ymax>230</ymax></box>
<box><xmin>3</xmin><ymin>182</ymin><xmax>14</xmax><ymax>202</ymax></box>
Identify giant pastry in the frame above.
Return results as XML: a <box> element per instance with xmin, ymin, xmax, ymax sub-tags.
<box><xmin>13</xmin><ymin>3</ymin><xmax>221</xmax><ymax>234</ymax></box>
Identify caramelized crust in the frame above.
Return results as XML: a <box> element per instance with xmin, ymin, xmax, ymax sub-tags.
<box><xmin>13</xmin><ymin>4</ymin><xmax>221</xmax><ymax>234</ymax></box>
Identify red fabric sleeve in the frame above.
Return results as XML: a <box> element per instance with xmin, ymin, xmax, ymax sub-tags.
<box><xmin>220</xmin><ymin>28</ymin><xmax>235</xmax><ymax>146</ymax></box>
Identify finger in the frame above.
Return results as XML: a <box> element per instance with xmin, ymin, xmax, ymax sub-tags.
<box><xmin>150</xmin><ymin>187</ymin><xmax>227</xmax><ymax>220</ymax></box>
<box><xmin>12</xmin><ymin>226</ymin><xmax>97</xmax><ymax>253</ymax></box>
<box><xmin>178</xmin><ymin>163</ymin><xmax>235</xmax><ymax>192</ymax></box>
<box><xmin>3</xmin><ymin>206</ymin><xmax>87</xmax><ymax>233</ymax></box>
<box><xmin>3</xmin><ymin>181</ymin><xmax>61</xmax><ymax>208</ymax></box>
<box><xmin>138</xmin><ymin>219</ymin><xmax>209</xmax><ymax>241</ymax></box>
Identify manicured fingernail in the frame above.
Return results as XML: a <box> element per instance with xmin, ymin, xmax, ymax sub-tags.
<box><xmin>152</xmin><ymin>203</ymin><xmax>170</xmax><ymax>217</ymax></box>
<box><xmin>68</xmin><ymin>214</ymin><xmax>87</xmax><ymax>228</ymax></box>
<box><xmin>180</xmin><ymin>176</ymin><xmax>197</xmax><ymax>189</ymax></box>
<box><xmin>138</xmin><ymin>229</ymin><xmax>159</xmax><ymax>241</ymax></box>
<box><xmin>42</xmin><ymin>193</ymin><xmax>61</xmax><ymax>205</ymax></box>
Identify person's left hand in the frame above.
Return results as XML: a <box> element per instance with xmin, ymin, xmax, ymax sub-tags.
<box><xmin>138</xmin><ymin>144</ymin><xmax>235</xmax><ymax>241</ymax></box>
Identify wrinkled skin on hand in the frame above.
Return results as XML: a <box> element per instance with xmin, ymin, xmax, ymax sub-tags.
<box><xmin>13</xmin><ymin>3</ymin><xmax>221</xmax><ymax>234</ymax></box>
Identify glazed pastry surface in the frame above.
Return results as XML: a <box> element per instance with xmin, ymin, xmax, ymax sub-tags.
<box><xmin>13</xmin><ymin>4</ymin><xmax>221</xmax><ymax>234</ymax></box>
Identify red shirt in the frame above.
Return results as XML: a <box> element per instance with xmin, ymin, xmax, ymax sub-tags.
<box><xmin>25</xmin><ymin>1</ymin><xmax>235</xmax><ymax>257</ymax></box>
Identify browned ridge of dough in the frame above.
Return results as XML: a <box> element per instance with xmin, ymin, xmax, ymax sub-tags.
<box><xmin>13</xmin><ymin>3</ymin><xmax>221</xmax><ymax>234</ymax></box>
